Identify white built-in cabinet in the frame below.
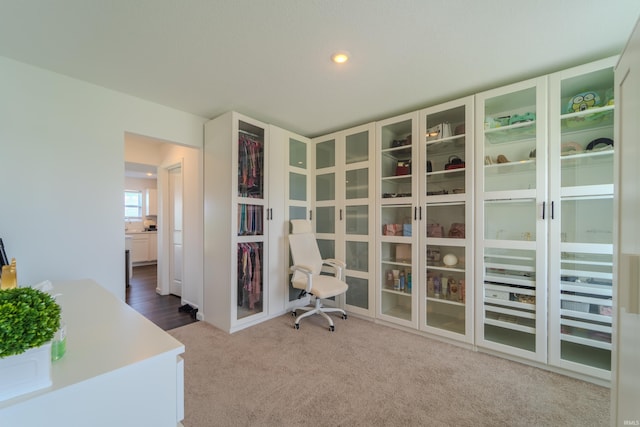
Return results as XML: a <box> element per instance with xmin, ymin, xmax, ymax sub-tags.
<box><xmin>474</xmin><ymin>76</ymin><xmax>549</xmax><ymax>364</ymax></box>
<box><xmin>375</xmin><ymin>98</ymin><xmax>474</xmax><ymax>342</ymax></box>
<box><xmin>201</xmin><ymin>56</ymin><xmax>618</xmax><ymax>383</ymax></box>
<box><xmin>204</xmin><ymin>112</ymin><xmax>277</xmax><ymax>333</ymax></box>
<box><xmin>419</xmin><ymin>97</ymin><xmax>474</xmax><ymax>343</ymax></box>
<box><xmin>270</xmin><ymin>125</ymin><xmax>313</xmax><ymax>311</ymax></box>
<box><xmin>376</xmin><ymin>112</ymin><xmax>420</xmax><ymax>328</ymax></box>
<box><xmin>547</xmin><ymin>57</ymin><xmax>616</xmax><ymax>380</ymax></box>
<box><xmin>313</xmin><ymin>123</ymin><xmax>376</xmax><ymax>318</ymax></box>
<box><xmin>474</xmin><ymin>57</ymin><xmax>617</xmax><ymax>380</ymax></box>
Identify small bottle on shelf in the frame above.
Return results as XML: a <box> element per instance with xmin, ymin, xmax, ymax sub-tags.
<box><xmin>399</xmin><ymin>270</ymin><xmax>406</xmax><ymax>291</ymax></box>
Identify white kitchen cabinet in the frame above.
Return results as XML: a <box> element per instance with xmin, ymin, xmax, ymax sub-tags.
<box><xmin>148</xmin><ymin>232</ymin><xmax>158</xmax><ymax>262</ymax></box>
<box><xmin>130</xmin><ymin>234</ymin><xmax>150</xmax><ymax>263</ymax></box>
<box><xmin>204</xmin><ymin>112</ymin><xmax>288</xmax><ymax>333</ymax></box>
<box><xmin>474</xmin><ymin>76</ymin><xmax>549</xmax><ymax>364</ymax></box>
<box><xmin>146</xmin><ymin>188</ymin><xmax>158</xmax><ymax>216</ymax></box>
<box><xmin>313</xmin><ymin>123</ymin><xmax>376</xmax><ymax>318</ymax></box>
<box><xmin>129</xmin><ymin>232</ymin><xmax>158</xmax><ymax>264</ymax></box>
<box><xmin>548</xmin><ymin>57</ymin><xmax>617</xmax><ymax>380</ymax></box>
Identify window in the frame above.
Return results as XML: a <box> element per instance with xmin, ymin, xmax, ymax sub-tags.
<box><xmin>124</xmin><ymin>190</ymin><xmax>142</xmax><ymax>218</ymax></box>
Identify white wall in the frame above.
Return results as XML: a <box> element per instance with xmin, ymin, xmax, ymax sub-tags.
<box><xmin>0</xmin><ymin>56</ymin><xmax>206</xmax><ymax>300</ymax></box>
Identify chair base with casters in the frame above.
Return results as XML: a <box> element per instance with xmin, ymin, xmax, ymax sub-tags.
<box><xmin>291</xmin><ymin>295</ymin><xmax>347</xmax><ymax>332</ymax></box>
<box><xmin>288</xmin><ymin>219</ymin><xmax>349</xmax><ymax>332</ymax></box>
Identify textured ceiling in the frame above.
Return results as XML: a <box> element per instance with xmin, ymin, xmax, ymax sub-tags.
<box><xmin>0</xmin><ymin>0</ymin><xmax>638</xmax><ymax>137</ymax></box>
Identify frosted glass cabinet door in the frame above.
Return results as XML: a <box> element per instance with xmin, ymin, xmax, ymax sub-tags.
<box><xmin>286</xmin><ymin>134</ymin><xmax>311</xmax><ymax>304</ymax></box>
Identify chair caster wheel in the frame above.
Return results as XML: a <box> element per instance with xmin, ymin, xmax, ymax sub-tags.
<box><xmin>291</xmin><ymin>311</ymin><xmax>296</xmax><ymax>317</ymax></box>
<box><xmin>342</xmin><ymin>314</ymin><xmax>348</xmax><ymax>320</ymax></box>
<box><xmin>329</xmin><ymin>325</ymin><xmax>335</xmax><ymax>332</ymax></box>
<box><xmin>294</xmin><ymin>323</ymin><xmax>300</xmax><ymax>330</ymax></box>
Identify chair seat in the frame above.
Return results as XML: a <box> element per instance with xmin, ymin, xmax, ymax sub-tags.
<box><xmin>292</xmin><ymin>274</ymin><xmax>348</xmax><ymax>299</ymax></box>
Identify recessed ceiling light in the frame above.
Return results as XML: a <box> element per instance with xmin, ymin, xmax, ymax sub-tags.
<box><xmin>331</xmin><ymin>51</ymin><xmax>350</xmax><ymax>64</ymax></box>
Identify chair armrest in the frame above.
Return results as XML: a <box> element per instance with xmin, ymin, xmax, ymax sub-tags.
<box><xmin>290</xmin><ymin>264</ymin><xmax>313</xmax><ymax>275</ymax></box>
<box><xmin>323</xmin><ymin>258</ymin><xmax>346</xmax><ymax>279</ymax></box>
<box><xmin>290</xmin><ymin>264</ymin><xmax>314</xmax><ymax>293</ymax></box>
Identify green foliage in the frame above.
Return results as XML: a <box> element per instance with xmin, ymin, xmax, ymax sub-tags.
<box><xmin>0</xmin><ymin>287</ymin><xmax>61</xmax><ymax>358</ymax></box>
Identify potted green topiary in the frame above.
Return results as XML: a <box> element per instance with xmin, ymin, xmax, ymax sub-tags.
<box><xmin>0</xmin><ymin>286</ymin><xmax>61</xmax><ymax>401</ymax></box>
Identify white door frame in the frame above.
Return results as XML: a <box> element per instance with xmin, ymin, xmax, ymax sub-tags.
<box><xmin>157</xmin><ymin>159</ymin><xmax>185</xmax><ymax>297</ymax></box>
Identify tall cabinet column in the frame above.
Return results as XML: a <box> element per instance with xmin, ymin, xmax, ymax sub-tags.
<box><xmin>312</xmin><ymin>123</ymin><xmax>376</xmax><ymax>318</ymax></box>
<box><xmin>204</xmin><ymin>112</ymin><xmax>278</xmax><ymax>333</ymax></box>
<box><xmin>474</xmin><ymin>77</ymin><xmax>549</xmax><ymax>363</ymax></box>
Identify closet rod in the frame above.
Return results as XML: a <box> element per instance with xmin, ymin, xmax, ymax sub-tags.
<box><xmin>239</xmin><ymin>129</ymin><xmax>262</xmax><ymax>139</ymax></box>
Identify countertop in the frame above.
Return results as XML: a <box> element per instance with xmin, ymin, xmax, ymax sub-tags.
<box><xmin>0</xmin><ymin>279</ymin><xmax>184</xmax><ymax>410</ymax></box>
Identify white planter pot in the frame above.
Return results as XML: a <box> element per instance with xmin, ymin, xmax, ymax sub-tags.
<box><xmin>0</xmin><ymin>342</ymin><xmax>52</xmax><ymax>401</ymax></box>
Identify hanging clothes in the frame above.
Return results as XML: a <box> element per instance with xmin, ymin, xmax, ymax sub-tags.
<box><xmin>237</xmin><ymin>242</ymin><xmax>262</xmax><ymax>310</ymax></box>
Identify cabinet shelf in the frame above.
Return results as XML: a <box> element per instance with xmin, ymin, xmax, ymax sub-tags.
<box><xmin>381</xmin><ymin>146</ymin><xmax>412</xmax><ymax>161</ymax></box>
<box><xmin>560</xmin><ymin>105</ymin><xmax>614</xmax><ymax>132</ymax></box>
<box><xmin>561</xmin><ymin>282</ymin><xmax>612</xmax><ymax>297</ymax></box>
<box><xmin>560</xmin><ymin>333</ymin><xmax>611</xmax><ymax>351</ymax></box>
<box><xmin>381</xmin><ymin>259</ymin><xmax>412</xmax><ymax>268</ymax></box>
<box><xmin>427</xmin><ymin>265</ymin><xmax>465</xmax><ymax>273</ymax></box>
<box><xmin>382</xmin><ymin>288</ymin><xmax>412</xmax><ymax>297</ymax></box>
<box><xmin>484</xmin><ymin>121</ymin><xmax>536</xmax><ymax>144</ymax></box>
<box><xmin>425</xmin><ymin>193</ymin><xmax>466</xmax><ymax>203</ymax></box>
<box><xmin>426</xmin><ymin>296</ymin><xmax>465</xmax><ymax>307</ymax></box>
<box><xmin>426</xmin><ymin>237</ymin><xmax>466</xmax><ymax>247</ymax></box>
<box><xmin>484</xmin><ymin>317</ymin><xmax>536</xmax><ymax>334</ymax></box>
<box><xmin>560</xmin><ymin>309</ymin><xmax>611</xmax><ymax>323</ymax></box>
<box><xmin>425</xmin><ymin>134</ymin><xmax>465</xmax><ymax>146</ymax></box>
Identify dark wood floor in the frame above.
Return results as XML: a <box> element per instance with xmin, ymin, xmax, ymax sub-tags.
<box><xmin>125</xmin><ymin>265</ymin><xmax>198</xmax><ymax>331</ymax></box>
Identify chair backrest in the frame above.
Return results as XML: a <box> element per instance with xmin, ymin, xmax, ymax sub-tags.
<box><xmin>289</xmin><ymin>220</ymin><xmax>323</xmax><ymax>278</ymax></box>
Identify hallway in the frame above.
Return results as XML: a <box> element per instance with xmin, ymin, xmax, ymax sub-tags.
<box><xmin>125</xmin><ymin>265</ymin><xmax>198</xmax><ymax>330</ymax></box>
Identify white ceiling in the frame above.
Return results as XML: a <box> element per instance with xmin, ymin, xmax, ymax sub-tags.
<box><xmin>1</xmin><ymin>1</ymin><xmax>638</xmax><ymax>137</ymax></box>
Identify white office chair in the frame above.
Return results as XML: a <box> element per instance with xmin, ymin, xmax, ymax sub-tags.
<box><xmin>288</xmin><ymin>219</ymin><xmax>348</xmax><ymax>331</ymax></box>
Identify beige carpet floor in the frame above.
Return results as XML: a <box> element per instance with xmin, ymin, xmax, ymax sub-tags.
<box><xmin>168</xmin><ymin>313</ymin><xmax>609</xmax><ymax>427</ymax></box>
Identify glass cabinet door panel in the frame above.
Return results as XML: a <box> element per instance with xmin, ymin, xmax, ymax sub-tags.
<box><xmin>237</xmin><ymin>204</ymin><xmax>263</xmax><ymax>236</ymax></box>
<box><xmin>483</xmin><ymin>247</ymin><xmax>537</xmax><ymax>352</ymax></box>
<box><xmin>289</xmin><ymin>172</ymin><xmax>307</xmax><ymax>201</ymax></box>
<box><xmin>426</xmin><ymin>301</ymin><xmax>465</xmax><ymax>334</ymax></box>
<box><xmin>345</xmin><ymin>131</ymin><xmax>369</xmax><ymax>164</ymax></box>
<box><xmin>345</xmin><ymin>205</ymin><xmax>368</xmax><ymax>235</ymax></box>
<box><xmin>380</xmin><ymin>205</ymin><xmax>412</xmax><ymax>237</ymax></box>
<box><xmin>315</xmin><ymin>173</ymin><xmax>335</xmax><ymax>201</ymax></box>
<box><xmin>380</xmin><ymin>118</ymin><xmax>413</xmax><ymax>199</ymax></box>
<box><xmin>345</xmin><ymin>168</ymin><xmax>368</xmax><ymax>199</ymax></box>
<box><xmin>560</xmin><ymin>151</ymin><xmax>613</xmax><ymax>188</ymax></box>
<box><xmin>560</xmin><ymin>197</ymin><xmax>613</xmax><ymax>244</ymax></box>
<box><xmin>289</xmin><ymin>206</ymin><xmax>307</xmax><ymax>221</ymax></box>
<box><xmin>237</xmin><ymin>241</ymin><xmax>263</xmax><ymax>319</ymax></box>
<box><xmin>345</xmin><ymin>241</ymin><xmax>368</xmax><ymax>272</ymax></box>
<box><xmin>315</xmin><ymin>207</ymin><xmax>335</xmax><ymax>234</ymax></box>
<box><xmin>316</xmin><ymin>239</ymin><xmax>335</xmax><ymax>260</ymax></box>
<box><xmin>559</xmin><ymin>251</ymin><xmax>612</xmax><ymax>370</ymax></box>
<box><xmin>484</xmin><ymin>200</ymin><xmax>537</xmax><ymax>241</ymax></box>
<box><xmin>483</xmin><ymin>87</ymin><xmax>538</xmax><ymax>193</ymax></box>
<box><xmin>425</xmin><ymin>242</ymin><xmax>466</xmax><ymax>334</ymax></box>
<box><xmin>238</xmin><ymin>124</ymin><xmax>265</xmax><ymax>199</ymax></box>
<box><xmin>289</xmin><ymin>138</ymin><xmax>307</xmax><ymax>168</ymax></box>
<box><xmin>425</xmin><ymin>105</ymin><xmax>467</xmax><ymax>196</ymax></box>
<box><xmin>346</xmin><ymin>276</ymin><xmax>369</xmax><ymax>309</ymax></box>
<box><xmin>316</xmin><ymin>139</ymin><xmax>335</xmax><ymax>169</ymax></box>
<box><xmin>380</xmin><ymin>242</ymin><xmax>412</xmax><ymax>289</ymax></box>
<box><xmin>424</xmin><ymin>203</ymin><xmax>465</xmax><ymax>239</ymax></box>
